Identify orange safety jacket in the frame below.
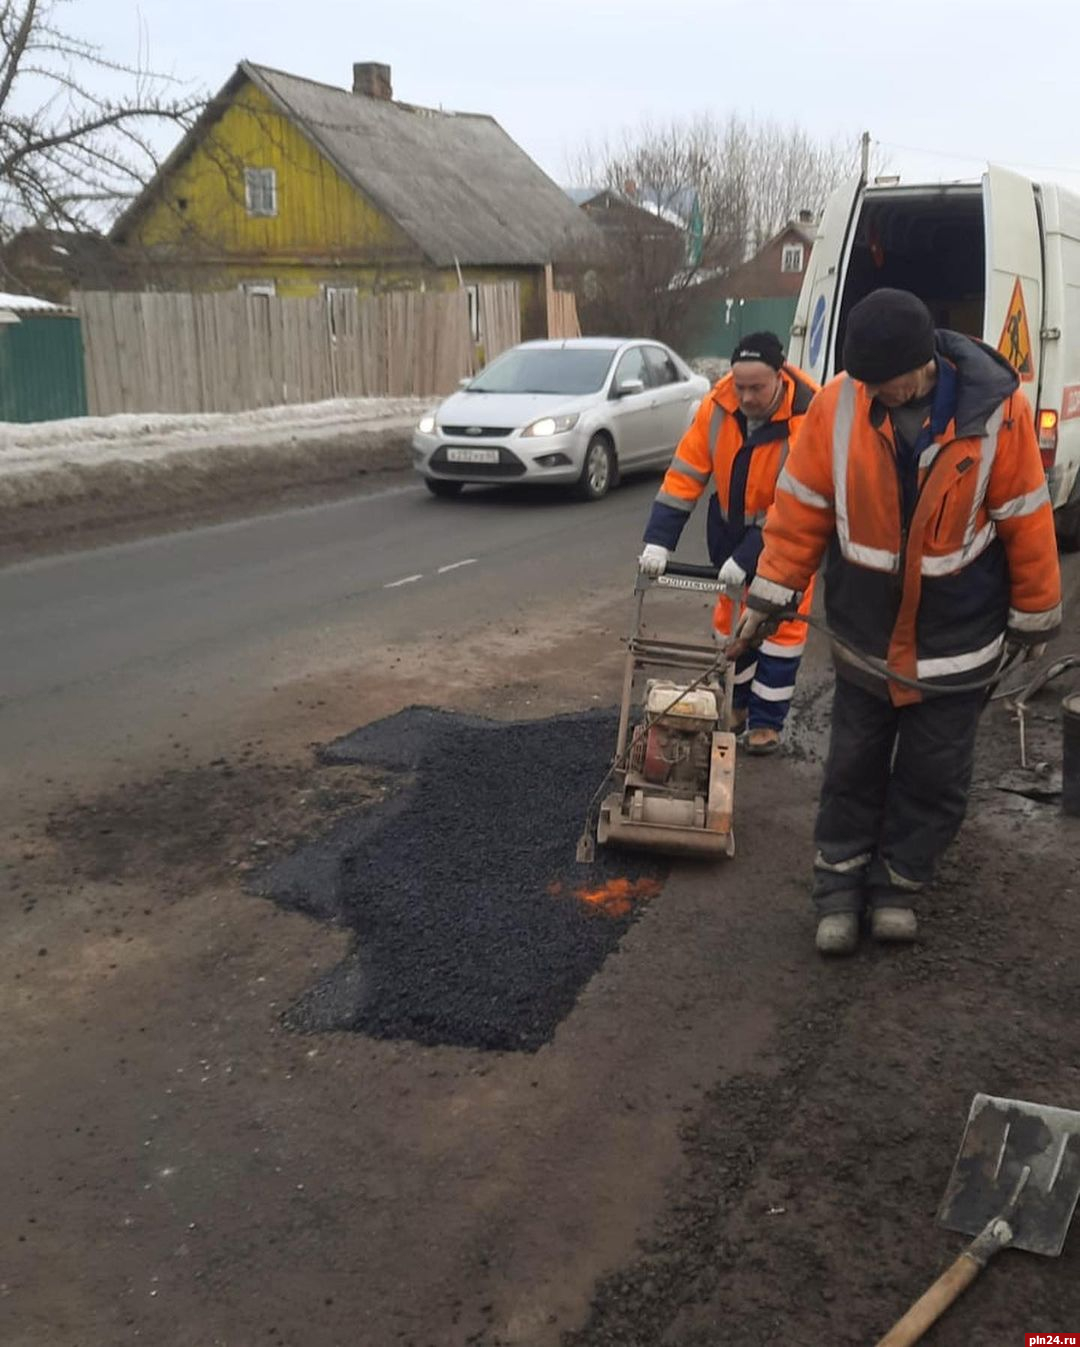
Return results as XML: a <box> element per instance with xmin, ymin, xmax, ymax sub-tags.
<box><xmin>748</xmin><ymin>332</ymin><xmax>1062</xmax><ymax>704</ymax></box>
<box><xmin>643</xmin><ymin>363</ymin><xmax>819</xmax><ymax>576</ymax></box>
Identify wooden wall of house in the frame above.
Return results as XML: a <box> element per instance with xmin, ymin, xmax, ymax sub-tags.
<box><xmin>127</xmin><ymin>84</ymin><xmax>421</xmax><ymax>274</ymax></box>
<box><xmin>117</xmin><ymin>80</ymin><xmax>548</xmax><ymax>335</ymax></box>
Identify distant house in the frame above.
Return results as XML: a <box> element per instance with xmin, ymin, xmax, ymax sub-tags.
<box><xmin>568</xmin><ymin>188</ymin><xmax>684</xmax><ymax>245</ymax></box>
<box><xmin>110</xmin><ymin>60</ymin><xmax>598</xmax><ymax>335</ymax></box>
<box><xmin>562</xmin><ymin>185</ymin><xmax>706</xmax><ymax>339</ymax></box>
<box><xmin>0</xmin><ymin>229</ymin><xmax>143</xmax><ymax>305</ymax></box>
<box><xmin>717</xmin><ymin>218</ymin><xmax>815</xmax><ymax>301</ymax></box>
<box><xmin>682</xmin><ymin>217</ymin><xmax>817</xmax><ymax>359</ymax></box>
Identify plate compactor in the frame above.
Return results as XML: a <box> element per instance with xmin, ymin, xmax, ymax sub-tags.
<box><xmin>579</xmin><ymin>562</ymin><xmax>740</xmax><ymax>861</ymax></box>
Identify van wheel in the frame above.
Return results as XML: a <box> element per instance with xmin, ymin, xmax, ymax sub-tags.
<box><xmin>574</xmin><ymin>435</ymin><xmax>616</xmax><ymax>501</ymax></box>
<box><xmin>425</xmin><ymin>478</ymin><xmax>464</xmax><ymax>499</ymax></box>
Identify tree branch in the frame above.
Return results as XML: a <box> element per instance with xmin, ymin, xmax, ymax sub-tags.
<box><xmin>0</xmin><ymin>0</ymin><xmax>204</xmax><ymax>240</ymax></box>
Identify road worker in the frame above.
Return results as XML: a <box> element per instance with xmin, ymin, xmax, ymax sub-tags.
<box><xmin>735</xmin><ymin>288</ymin><xmax>1062</xmax><ymax>954</ymax></box>
<box><xmin>638</xmin><ymin>332</ymin><xmax>819</xmax><ymax>754</ymax></box>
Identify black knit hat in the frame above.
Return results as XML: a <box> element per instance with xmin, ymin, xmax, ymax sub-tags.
<box><xmin>731</xmin><ymin>331</ymin><xmax>784</xmax><ymax>371</ymax></box>
<box><xmin>842</xmin><ymin>288</ymin><xmax>935</xmax><ymax>384</ymax></box>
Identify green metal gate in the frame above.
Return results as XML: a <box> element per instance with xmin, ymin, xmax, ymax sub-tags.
<box><xmin>0</xmin><ymin>313</ymin><xmax>88</xmax><ymax>422</ymax></box>
<box><xmin>684</xmin><ymin>296</ymin><xmax>799</xmax><ymax>360</ymax></box>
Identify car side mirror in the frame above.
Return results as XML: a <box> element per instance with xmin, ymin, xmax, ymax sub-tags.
<box><xmin>458</xmin><ymin>376</ymin><xmax>473</xmax><ymax>389</ymax></box>
<box><xmin>615</xmin><ymin>377</ymin><xmax>645</xmax><ymax>398</ymax></box>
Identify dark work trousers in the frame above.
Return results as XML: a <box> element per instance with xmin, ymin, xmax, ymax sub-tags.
<box><xmin>812</xmin><ymin>675</ymin><xmax>985</xmax><ymax>916</ymax></box>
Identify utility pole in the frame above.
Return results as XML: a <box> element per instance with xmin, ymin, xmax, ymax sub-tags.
<box><xmin>860</xmin><ymin>131</ymin><xmax>871</xmax><ymax>185</ymax></box>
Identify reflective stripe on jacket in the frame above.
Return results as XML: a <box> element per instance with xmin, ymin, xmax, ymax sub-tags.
<box><xmin>643</xmin><ymin>363</ymin><xmax>819</xmax><ymax>573</ymax></box>
<box><xmin>749</xmin><ymin>331</ymin><xmax>1062</xmax><ymax>705</ymax></box>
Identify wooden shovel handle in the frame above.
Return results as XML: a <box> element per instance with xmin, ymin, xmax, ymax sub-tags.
<box><xmin>874</xmin><ymin>1251</ymin><xmax>983</xmax><ymax>1347</ymax></box>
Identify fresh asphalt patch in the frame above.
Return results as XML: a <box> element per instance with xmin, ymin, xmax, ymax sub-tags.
<box><xmin>252</xmin><ymin>706</ymin><xmax>665</xmax><ymax>1051</ymax></box>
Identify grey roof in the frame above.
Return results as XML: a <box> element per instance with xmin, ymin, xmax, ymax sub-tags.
<box><xmin>242</xmin><ymin>63</ymin><xmax>598</xmax><ymax>268</ymax></box>
<box><xmin>785</xmin><ymin>221</ymin><xmax>816</xmax><ymax>245</ymax></box>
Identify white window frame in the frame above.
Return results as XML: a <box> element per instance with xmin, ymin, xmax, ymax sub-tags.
<box><xmin>781</xmin><ymin>243</ymin><xmax>805</xmax><ymax>274</ymax></box>
<box><xmin>244</xmin><ymin>167</ymin><xmax>278</xmax><ymax>218</ymax></box>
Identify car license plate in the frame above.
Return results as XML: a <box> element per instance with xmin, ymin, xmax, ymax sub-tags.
<box><xmin>446</xmin><ymin>447</ymin><xmax>500</xmax><ymax>464</ymax></box>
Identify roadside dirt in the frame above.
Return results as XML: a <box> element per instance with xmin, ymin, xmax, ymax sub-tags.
<box><xmin>564</xmin><ymin>687</ymin><xmax>1080</xmax><ymax>1347</ymax></box>
<box><xmin>3</xmin><ymin>581</ymin><xmax>1080</xmax><ymax>1347</ymax></box>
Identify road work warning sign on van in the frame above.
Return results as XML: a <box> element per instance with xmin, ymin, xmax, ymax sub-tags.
<box><xmin>997</xmin><ymin>277</ymin><xmax>1034</xmax><ymax>381</ymax></box>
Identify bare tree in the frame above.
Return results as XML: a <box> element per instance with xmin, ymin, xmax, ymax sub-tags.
<box><xmin>565</xmin><ymin>117</ymin><xmax>745</xmax><ymax>342</ymax></box>
<box><xmin>0</xmin><ymin>0</ymin><xmax>203</xmax><ymax>239</ymax></box>
<box><xmin>563</xmin><ymin>114</ymin><xmax>860</xmax><ymax>345</ymax></box>
<box><xmin>737</xmin><ymin>121</ymin><xmax>862</xmax><ymax>252</ymax></box>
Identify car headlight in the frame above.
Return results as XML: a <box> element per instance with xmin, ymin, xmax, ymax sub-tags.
<box><xmin>417</xmin><ymin>414</ymin><xmax>437</xmax><ymax>434</ymax></box>
<box><xmin>521</xmin><ymin>413</ymin><xmax>579</xmax><ymax>438</ymax></box>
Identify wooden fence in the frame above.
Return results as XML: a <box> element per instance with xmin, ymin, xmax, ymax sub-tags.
<box><xmin>543</xmin><ymin>262</ymin><xmax>582</xmax><ymax>341</ymax></box>
<box><xmin>546</xmin><ymin>289</ymin><xmax>582</xmax><ymax>341</ymax></box>
<box><xmin>477</xmin><ymin>280</ymin><xmax>522</xmax><ymax>363</ymax></box>
<box><xmin>74</xmin><ymin>281</ymin><xmax>522</xmax><ymax>416</ymax></box>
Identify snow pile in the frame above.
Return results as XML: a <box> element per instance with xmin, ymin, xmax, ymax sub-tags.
<box><xmin>0</xmin><ymin>396</ymin><xmax>436</xmax><ymax>544</ymax></box>
<box><xmin>0</xmin><ymin>396</ymin><xmax>432</xmax><ymax>478</ymax></box>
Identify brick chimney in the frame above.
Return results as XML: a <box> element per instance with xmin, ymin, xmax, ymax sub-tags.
<box><xmin>353</xmin><ymin>63</ymin><xmax>392</xmax><ymax>100</ymax></box>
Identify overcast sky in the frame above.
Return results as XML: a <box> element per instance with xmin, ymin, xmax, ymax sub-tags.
<box><xmin>71</xmin><ymin>0</ymin><xmax>1080</xmax><ymax>196</ymax></box>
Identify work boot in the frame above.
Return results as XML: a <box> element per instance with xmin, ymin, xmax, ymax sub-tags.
<box><xmin>815</xmin><ymin>912</ymin><xmax>859</xmax><ymax>956</ymax></box>
<box><xmin>729</xmin><ymin>708</ymin><xmax>748</xmax><ymax>736</ymax></box>
<box><xmin>871</xmin><ymin>907</ymin><xmax>918</xmax><ymax>943</ymax></box>
<box><xmin>745</xmin><ymin>727</ymin><xmax>781</xmax><ymax>755</ymax></box>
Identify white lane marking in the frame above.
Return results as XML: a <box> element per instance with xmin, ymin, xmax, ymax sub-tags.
<box><xmin>384</xmin><ymin>574</ymin><xmax>423</xmax><ymax>589</ymax></box>
<box><xmin>437</xmin><ymin>558</ymin><xmax>478</xmax><ymax>575</ymax></box>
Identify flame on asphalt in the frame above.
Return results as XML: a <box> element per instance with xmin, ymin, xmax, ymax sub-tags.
<box><xmin>547</xmin><ymin>876</ymin><xmax>662</xmax><ymax>918</ymax></box>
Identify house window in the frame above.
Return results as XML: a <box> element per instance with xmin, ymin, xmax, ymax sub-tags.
<box><xmin>781</xmin><ymin>243</ymin><xmax>805</xmax><ymax>273</ymax></box>
<box><xmin>244</xmin><ymin>167</ymin><xmax>278</xmax><ymax>218</ymax></box>
<box><xmin>239</xmin><ymin>279</ymin><xmax>276</xmax><ymax>297</ymax></box>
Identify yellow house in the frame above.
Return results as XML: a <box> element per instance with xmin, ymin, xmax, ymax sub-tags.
<box><xmin>111</xmin><ymin>61</ymin><xmax>596</xmax><ymax>336</ymax></box>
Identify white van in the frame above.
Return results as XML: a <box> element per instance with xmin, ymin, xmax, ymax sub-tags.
<box><xmin>788</xmin><ymin>166</ymin><xmax>1080</xmax><ymax>549</ymax></box>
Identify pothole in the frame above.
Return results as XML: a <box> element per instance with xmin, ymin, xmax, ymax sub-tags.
<box><xmin>252</xmin><ymin>706</ymin><xmax>666</xmax><ymax>1051</ymax></box>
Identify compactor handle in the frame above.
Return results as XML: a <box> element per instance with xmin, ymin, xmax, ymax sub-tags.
<box><xmin>663</xmin><ymin>561</ymin><xmax>720</xmax><ymax>580</ymax></box>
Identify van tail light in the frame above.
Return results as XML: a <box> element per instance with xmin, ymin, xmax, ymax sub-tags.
<box><xmin>1038</xmin><ymin>409</ymin><xmax>1058</xmax><ymax>468</ymax></box>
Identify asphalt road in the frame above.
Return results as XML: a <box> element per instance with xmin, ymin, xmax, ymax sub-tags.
<box><xmin>0</xmin><ymin>474</ymin><xmax>680</xmax><ymax>813</ymax></box>
<box><xmin>2</xmin><ymin>478</ymin><xmax>1079</xmax><ymax>1347</ymax></box>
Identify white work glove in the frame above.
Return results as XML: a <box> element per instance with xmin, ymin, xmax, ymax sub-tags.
<box><xmin>732</xmin><ymin>606</ymin><xmax>775</xmax><ymax>649</ymax></box>
<box><xmin>718</xmin><ymin>556</ymin><xmax>747</xmax><ymax>590</ymax></box>
<box><xmin>1006</xmin><ymin>638</ymin><xmax>1048</xmax><ymax>664</ymax></box>
<box><xmin>639</xmin><ymin>543</ymin><xmax>669</xmax><ymax>577</ymax></box>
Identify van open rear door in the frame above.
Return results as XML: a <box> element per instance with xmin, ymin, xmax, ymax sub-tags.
<box><xmin>983</xmin><ymin>165</ymin><xmax>1043</xmax><ymax>398</ymax></box>
<box><xmin>790</xmin><ymin>175</ymin><xmax>862</xmax><ymax>384</ymax></box>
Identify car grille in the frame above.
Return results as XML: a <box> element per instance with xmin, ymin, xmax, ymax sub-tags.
<box><xmin>430</xmin><ymin>445</ymin><xmax>527</xmax><ymax>477</ymax></box>
<box><xmin>439</xmin><ymin>425</ymin><xmax>514</xmax><ymax>437</ymax></box>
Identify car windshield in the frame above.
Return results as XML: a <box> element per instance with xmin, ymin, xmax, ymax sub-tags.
<box><xmin>468</xmin><ymin>348</ymin><xmax>615</xmax><ymax>395</ymax></box>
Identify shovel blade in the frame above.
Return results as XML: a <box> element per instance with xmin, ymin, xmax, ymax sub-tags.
<box><xmin>938</xmin><ymin>1093</ymin><xmax>1080</xmax><ymax>1256</ymax></box>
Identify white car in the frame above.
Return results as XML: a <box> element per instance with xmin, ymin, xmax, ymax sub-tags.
<box><xmin>411</xmin><ymin>338</ymin><xmax>710</xmax><ymax>501</ymax></box>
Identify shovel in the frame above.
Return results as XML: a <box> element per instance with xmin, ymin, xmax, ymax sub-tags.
<box><xmin>875</xmin><ymin>1093</ymin><xmax>1080</xmax><ymax>1347</ymax></box>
